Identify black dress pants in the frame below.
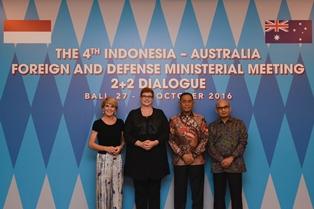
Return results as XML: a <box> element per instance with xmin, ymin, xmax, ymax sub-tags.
<box><xmin>133</xmin><ymin>178</ymin><xmax>161</xmax><ymax>209</ymax></box>
<box><xmin>174</xmin><ymin>165</ymin><xmax>204</xmax><ymax>209</ymax></box>
<box><xmin>213</xmin><ymin>173</ymin><xmax>243</xmax><ymax>209</ymax></box>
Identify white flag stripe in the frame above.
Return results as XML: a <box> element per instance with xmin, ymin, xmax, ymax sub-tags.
<box><xmin>4</xmin><ymin>32</ymin><xmax>51</xmax><ymax>44</ymax></box>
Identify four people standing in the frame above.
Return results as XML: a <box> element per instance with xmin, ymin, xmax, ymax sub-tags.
<box><xmin>88</xmin><ymin>91</ymin><xmax>247</xmax><ymax>209</ymax></box>
<box><xmin>169</xmin><ymin>92</ymin><xmax>209</xmax><ymax>209</ymax></box>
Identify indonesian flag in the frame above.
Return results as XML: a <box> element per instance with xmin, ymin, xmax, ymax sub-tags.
<box><xmin>4</xmin><ymin>20</ymin><xmax>51</xmax><ymax>44</ymax></box>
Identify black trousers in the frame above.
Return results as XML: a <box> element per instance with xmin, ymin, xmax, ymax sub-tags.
<box><xmin>213</xmin><ymin>173</ymin><xmax>243</xmax><ymax>209</ymax></box>
<box><xmin>133</xmin><ymin>178</ymin><xmax>161</xmax><ymax>209</ymax></box>
<box><xmin>174</xmin><ymin>165</ymin><xmax>204</xmax><ymax>209</ymax></box>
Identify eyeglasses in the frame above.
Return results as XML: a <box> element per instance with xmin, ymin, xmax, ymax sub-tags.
<box><xmin>217</xmin><ymin>105</ymin><xmax>229</xmax><ymax>110</ymax></box>
<box><xmin>141</xmin><ymin>95</ymin><xmax>153</xmax><ymax>98</ymax></box>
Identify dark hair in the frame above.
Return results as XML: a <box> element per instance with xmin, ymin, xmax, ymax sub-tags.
<box><xmin>140</xmin><ymin>87</ymin><xmax>154</xmax><ymax>97</ymax></box>
<box><xmin>179</xmin><ymin>92</ymin><xmax>193</xmax><ymax>101</ymax></box>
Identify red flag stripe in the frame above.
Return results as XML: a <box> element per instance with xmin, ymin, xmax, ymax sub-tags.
<box><xmin>4</xmin><ymin>20</ymin><xmax>51</xmax><ymax>32</ymax></box>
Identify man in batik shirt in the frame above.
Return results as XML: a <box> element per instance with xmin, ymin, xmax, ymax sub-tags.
<box><xmin>208</xmin><ymin>99</ymin><xmax>248</xmax><ymax>209</ymax></box>
<box><xmin>169</xmin><ymin>92</ymin><xmax>208</xmax><ymax>209</ymax></box>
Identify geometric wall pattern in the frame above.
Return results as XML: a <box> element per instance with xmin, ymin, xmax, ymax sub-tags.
<box><xmin>0</xmin><ymin>0</ymin><xmax>313</xmax><ymax>209</ymax></box>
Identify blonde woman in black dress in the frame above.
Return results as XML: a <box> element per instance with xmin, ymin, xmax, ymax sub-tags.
<box><xmin>88</xmin><ymin>97</ymin><xmax>124</xmax><ymax>209</ymax></box>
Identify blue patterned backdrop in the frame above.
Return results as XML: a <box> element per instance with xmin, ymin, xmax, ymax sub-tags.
<box><xmin>0</xmin><ymin>0</ymin><xmax>314</xmax><ymax>209</ymax></box>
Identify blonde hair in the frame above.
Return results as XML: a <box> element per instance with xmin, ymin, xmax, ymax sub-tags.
<box><xmin>101</xmin><ymin>97</ymin><xmax>118</xmax><ymax>109</ymax></box>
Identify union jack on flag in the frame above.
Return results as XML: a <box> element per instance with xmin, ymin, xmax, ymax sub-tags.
<box><xmin>265</xmin><ymin>20</ymin><xmax>289</xmax><ymax>32</ymax></box>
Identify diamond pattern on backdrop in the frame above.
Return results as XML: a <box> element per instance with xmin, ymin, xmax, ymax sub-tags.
<box><xmin>174</xmin><ymin>0</ymin><xmax>203</xmax><ymax>97</ymax></box>
<box><xmin>300</xmin><ymin>7</ymin><xmax>314</xmax><ymax>95</ymax></box>
<box><xmin>1</xmin><ymin>55</ymin><xmax>31</xmax><ymax>166</ymax></box>
<box><xmin>32</xmin><ymin>65</ymin><xmax>63</xmax><ymax>166</ymax></box>
<box><xmin>293</xmin><ymin>176</ymin><xmax>314</xmax><ymax>209</ymax></box>
<box><xmin>271</xmin><ymin>117</ymin><xmax>302</xmax><ymax>209</ymax></box>
<box><xmin>67</xmin><ymin>0</ymin><xmax>93</xmax><ymax>46</ymax></box>
<box><xmin>238</xmin><ymin>0</ymin><xmax>267</xmax><ymax>105</ymax></box>
<box><xmin>78</xmin><ymin>141</ymin><xmax>97</xmax><ymax>209</ymax></box>
<box><xmin>226</xmin><ymin>73</ymin><xmax>253</xmax><ymax>126</ymax></box>
<box><xmin>47</xmin><ymin>0</ymin><xmax>78</xmax><ymax>105</ymax></box>
<box><xmin>0</xmin><ymin>1</ymin><xmax>313</xmax><ymax>209</ymax></box>
<box><xmin>0</xmin><ymin>0</ymin><xmax>14</xmax><ymax>98</ymax></box>
<box><xmin>223</xmin><ymin>0</ymin><xmax>250</xmax><ymax>46</ymax></box>
<box><xmin>286</xmin><ymin>69</ymin><xmax>314</xmax><ymax>164</ymax></box>
<box><xmin>34</xmin><ymin>0</ymin><xmax>61</xmax><ymax>29</ymax></box>
<box><xmin>0</xmin><ymin>124</ymin><xmax>13</xmax><ymax>209</ymax></box>
<box><xmin>15</xmin><ymin>0</ymin><xmax>49</xmax><ymax>105</ymax></box>
<box><xmin>260</xmin><ymin>175</ymin><xmax>281</xmax><ymax>209</ymax></box>
<box><xmin>63</xmin><ymin>60</ymin><xmax>94</xmax><ymax>165</ymax></box>
<box><xmin>286</xmin><ymin>0</ymin><xmax>313</xmax><ymax>20</ymax></box>
<box><xmin>98</xmin><ymin>0</ymin><xmax>125</xmax><ymax>46</ymax></box>
<box><xmin>3</xmin><ymin>176</ymin><xmax>23</xmax><ymax>209</ymax></box>
<box><xmin>206</xmin><ymin>0</ymin><xmax>234</xmax><ymax>94</ymax></box>
<box><xmin>130</xmin><ymin>0</ymin><xmax>156</xmax><ymax>46</ymax></box>
<box><xmin>254</xmin><ymin>58</ymin><xmax>285</xmax><ymax>165</ymax></box>
<box><xmin>81</xmin><ymin>0</ymin><xmax>110</xmax><ymax>95</ymax></box>
<box><xmin>15</xmin><ymin>117</ymin><xmax>46</xmax><ymax>209</ymax></box>
<box><xmin>47</xmin><ymin>116</ymin><xmax>78</xmax><ymax>209</ymax></box>
<box><xmin>244</xmin><ymin>116</ymin><xmax>269</xmax><ymax>209</ymax></box>
<box><xmin>36</xmin><ymin>176</ymin><xmax>56</xmax><ymax>209</ymax></box>
<box><xmin>303</xmin><ymin>130</ymin><xmax>314</xmax><ymax>207</ymax></box>
<box><xmin>191</xmin><ymin>0</ymin><xmax>218</xmax><ymax>46</ymax></box>
<box><xmin>194</xmin><ymin>59</ymin><xmax>217</xmax><ymax>122</ymax></box>
<box><xmin>2</xmin><ymin>0</ymin><xmax>28</xmax><ymax>19</ymax></box>
<box><xmin>69</xmin><ymin>176</ymin><xmax>89</xmax><ymax>209</ymax></box>
<box><xmin>255</xmin><ymin>0</ymin><xmax>282</xmax><ymax>30</ymax></box>
<box><xmin>0</xmin><ymin>44</ymin><xmax>15</xmax><ymax>99</ymax></box>
<box><xmin>161</xmin><ymin>0</ymin><xmax>186</xmax><ymax>46</ymax></box>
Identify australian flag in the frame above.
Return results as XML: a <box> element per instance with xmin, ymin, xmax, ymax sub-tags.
<box><xmin>265</xmin><ymin>20</ymin><xmax>312</xmax><ymax>43</ymax></box>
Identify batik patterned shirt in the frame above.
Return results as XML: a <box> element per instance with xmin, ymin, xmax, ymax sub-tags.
<box><xmin>169</xmin><ymin>112</ymin><xmax>208</xmax><ymax>165</ymax></box>
<box><xmin>208</xmin><ymin>117</ymin><xmax>248</xmax><ymax>173</ymax></box>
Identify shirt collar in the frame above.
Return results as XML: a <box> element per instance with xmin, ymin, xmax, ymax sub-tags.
<box><xmin>180</xmin><ymin>112</ymin><xmax>194</xmax><ymax>118</ymax></box>
<box><xmin>218</xmin><ymin>116</ymin><xmax>234</xmax><ymax>124</ymax></box>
